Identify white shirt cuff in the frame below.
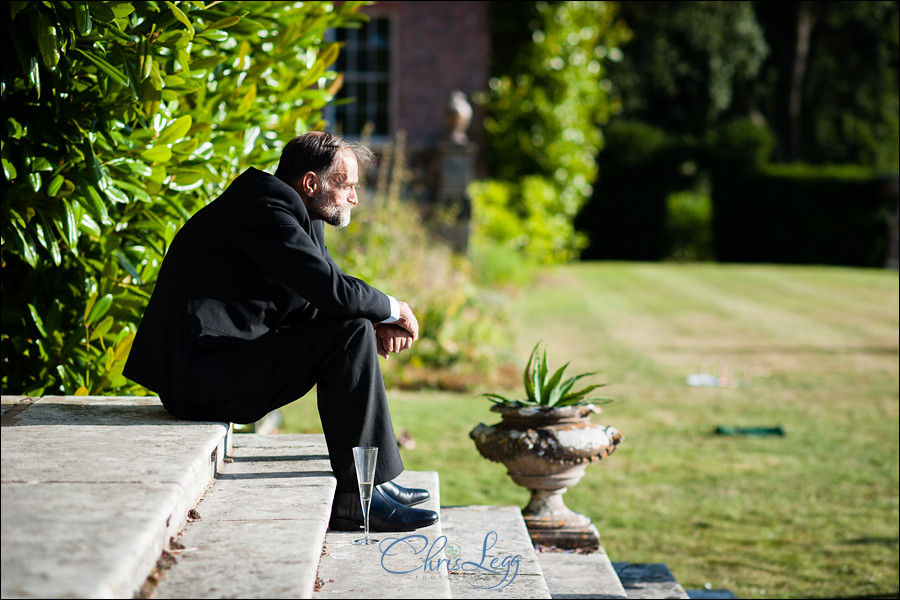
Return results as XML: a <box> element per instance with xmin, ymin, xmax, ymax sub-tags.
<box><xmin>380</xmin><ymin>295</ymin><xmax>400</xmax><ymax>324</ymax></box>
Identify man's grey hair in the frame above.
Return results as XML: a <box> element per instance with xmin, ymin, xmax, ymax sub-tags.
<box><xmin>274</xmin><ymin>131</ymin><xmax>374</xmax><ymax>187</ymax></box>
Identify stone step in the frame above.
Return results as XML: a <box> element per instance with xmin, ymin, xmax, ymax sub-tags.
<box><xmin>440</xmin><ymin>505</ymin><xmax>552</xmax><ymax>599</ymax></box>
<box><xmin>313</xmin><ymin>471</ymin><xmax>449</xmax><ymax>599</ymax></box>
<box><xmin>536</xmin><ymin>547</ymin><xmax>628</xmax><ymax>599</ymax></box>
<box><xmin>2</xmin><ymin>395</ymin><xmax>707</xmax><ymax>600</ymax></box>
<box><xmin>153</xmin><ymin>434</ymin><xmax>337</xmax><ymax>599</ymax></box>
<box><xmin>1</xmin><ymin>395</ymin><xmax>230</xmax><ymax>599</ymax></box>
<box><xmin>613</xmin><ymin>562</ymin><xmax>691</xmax><ymax>599</ymax></box>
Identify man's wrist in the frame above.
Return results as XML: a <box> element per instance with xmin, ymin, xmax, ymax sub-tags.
<box><xmin>380</xmin><ymin>295</ymin><xmax>400</xmax><ymax>324</ymax></box>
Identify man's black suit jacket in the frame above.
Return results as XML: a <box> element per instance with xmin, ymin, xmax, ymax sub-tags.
<box><xmin>123</xmin><ymin>167</ymin><xmax>392</xmax><ymax>402</ymax></box>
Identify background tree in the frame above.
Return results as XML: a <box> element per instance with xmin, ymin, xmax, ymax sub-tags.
<box><xmin>605</xmin><ymin>0</ymin><xmax>899</xmax><ymax>168</ymax></box>
<box><xmin>1</xmin><ymin>0</ymin><xmax>368</xmax><ymax>395</ymax></box>
<box><xmin>754</xmin><ymin>0</ymin><xmax>899</xmax><ymax>167</ymax></box>
<box><xmin>580</xmin><ymin>0</ymin><xmax>898</xmax><ymax>264</ymax></box>
<box><xmin>607</xmin><ymin>1</ymin><xmax>769</xmax><ymax>136</ymax></box>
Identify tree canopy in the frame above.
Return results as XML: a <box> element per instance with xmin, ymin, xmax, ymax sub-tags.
<box><xmin>607</xmin><ymin>0</ymin><xmax>899</xmax><ymax>168</ymax></box>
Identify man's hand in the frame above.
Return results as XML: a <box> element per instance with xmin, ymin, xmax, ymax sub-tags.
<box><xmin>375</xmin><ymin>324</ymin><xmax>414</xmax><ymax>359</ymax></box>
<box><xmin>395</xmin><ymin>300</ymin><xmax>419</xmax><ymax>342</ymax></box>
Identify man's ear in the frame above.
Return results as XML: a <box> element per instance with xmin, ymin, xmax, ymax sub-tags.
<box><xmin>300</xmin><ymin>171</ymin><xmax>318</xmax><ymax>196</ymax></box>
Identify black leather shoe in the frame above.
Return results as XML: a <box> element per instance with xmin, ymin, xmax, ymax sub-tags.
<box><xmin>379</xmin><ymin>480</ymin><xmax>430</xmax><ymax>507</ymax></box>
<box><xmin>330</xmin><ymin>485</ymin><xmax>438</xmax><ymax>532</ymax></box>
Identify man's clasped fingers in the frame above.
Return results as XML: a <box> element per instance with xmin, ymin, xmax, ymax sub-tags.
<box><xmin>376</xmin><ymin>324</ymin><xmax>414</xmax><ymax>359</ymax></box>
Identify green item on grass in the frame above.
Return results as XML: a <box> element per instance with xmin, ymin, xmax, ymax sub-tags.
<box><xmin>715</xmin><ymin>426</ymin><xmax>785</xmax><ymax>436</ymax></box>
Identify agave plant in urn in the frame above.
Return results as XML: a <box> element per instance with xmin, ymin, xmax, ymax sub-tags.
<box><xmin>469</xmin><ymin>343</ymin><xmax>623</xmax><ymax>550</ymax></box>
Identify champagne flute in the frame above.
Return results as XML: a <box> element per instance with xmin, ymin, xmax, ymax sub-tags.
<box><xmin>352</xmin><ymin>446</ymin><xmax>379</xmax><ymax>545</ymax></box>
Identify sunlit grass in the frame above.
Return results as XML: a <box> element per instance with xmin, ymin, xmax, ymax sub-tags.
<box><xmin>279</xmin><ymin>262</ymin><xmax>899</xmax><ymax>599</ymax></box>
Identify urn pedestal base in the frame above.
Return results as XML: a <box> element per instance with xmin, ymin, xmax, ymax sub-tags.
<box><xmin>520</xmin><ymin>485</ymin><xmax>601</xmax><ymax>551</ymax></box>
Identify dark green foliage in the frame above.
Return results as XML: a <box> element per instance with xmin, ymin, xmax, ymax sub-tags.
<box><xmin>578</xmin><ymin>1</ymin><xmax>898</xmax><ymax>266</ymax></box>
<box><xmin>754</xmin><ymin>0</ymin><xmax>899</xmax><ymax>167</ymax></box>
<box><xmin>707</xmin><ymin>119</ymin><xmax>895</xmax><ymax>267</ymax></box>
<box><xmin>577</xmin><ymin>120</ymin><xmax>694</xmax><ymax>261</ymax></box>
<box><xmin>610</xmin><ymin>0</ymin><xmax>899</xmax><ymax>169</ymax></box>
<box><xmin>666</xmin><ymin>189</ymin><xmax>714</xmax><ymax>262</ymax></box>
<box><xmin>705</xmin><ymin>117</ymin><xmax>777</xmax><ymax>172</ymax></box>
<box><xmin>712</xmin><ymin>164</ymin><xmax>896</xmax><ymax>267</ymax></box>
<box><xmin>581</xmin><ymin>116</ymin><xmax>894</xmax><ymax>267</ymax></box>
<box><xmin>1</xmin><ymin>1</ymin><xmax>369</xmax><ymax>395</ymax></box>
<box><xmin>609</xmin><ymin>1</ymin><xmax>769</xmax><ymax>135</ymax></box>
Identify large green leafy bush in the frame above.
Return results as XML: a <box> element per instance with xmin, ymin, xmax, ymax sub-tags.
<box><xmin>471</xmin><ymin>1</ymin><xmax>630</xmax><ymax>265</ymax></box>
<box><xmin>1</xmin><ymin>0</ymin><xmax>369</xmax><ymax>395</ymax></box>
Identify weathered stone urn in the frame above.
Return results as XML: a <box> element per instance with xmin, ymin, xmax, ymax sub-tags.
<box><xmin>469</xmin><ymin>403</ymin><xmax>623</xmax><ymax>550</ymax></box>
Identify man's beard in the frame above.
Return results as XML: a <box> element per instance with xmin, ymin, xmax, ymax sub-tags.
<box><xmin>309</xmin><ymin>188</ymin><xmax>351</xmax><ymax>228</ymax></box>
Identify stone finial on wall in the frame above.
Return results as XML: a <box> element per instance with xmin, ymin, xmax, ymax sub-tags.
<box><xmin>430</xmin><ymin>90</ymin><xmax>477</xmax><ymax>253</ymax></box>
<box><xmin>444</xmin><ymin>90</ymin><xmax>473</xmax><ymax>145</ymax></box>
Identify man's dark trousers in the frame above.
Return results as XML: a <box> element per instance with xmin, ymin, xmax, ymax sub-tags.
<box><xmin>161</xmin><ymin>315</ymin><xmax>404</xmax><ymax>492</ymax></box>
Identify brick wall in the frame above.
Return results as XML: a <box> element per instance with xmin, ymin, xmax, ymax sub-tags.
<box><xmin>361</xmin><ymin>1</ymin><xmax>491</xmax><ymax>149</ymax></box>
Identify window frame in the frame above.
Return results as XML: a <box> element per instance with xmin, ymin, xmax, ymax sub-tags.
<box><xmin>326</xmin><ymin>14</ymin><xmax>397</xmax><ymax>144</ymax></box>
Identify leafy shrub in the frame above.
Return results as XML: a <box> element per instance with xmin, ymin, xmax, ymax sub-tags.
<box><xmin>473</xmin><ymin>1</ymin><xmax>630</xmax><ymax>264</ymax></box>
<box><xmin>468</xmin><ymin>175</ymin><xmax>588</xmax><ymax>268</ymax></box>
<box><xmin>1</xmin><ymin>1</ymin><xmax>369</xmax><ymax>395</ymax></box>
<box><xmin>706</xmin><ymin>117</ymin><xmax>777</xmax><ymax>171</ymax></box>
<box><xmin>601</xmin><ymin>119</ymin><xmax>674</xmax><ymax>167</ymax></box>
<box><xmin>467</xmin><ymin>242</ymin><xmax>534</xmax><ymax>289</ymax></box>
<box><xmin>666</xmin><ymin>189</ymin><xmax>714</xmax><ymax>262</ymax></box>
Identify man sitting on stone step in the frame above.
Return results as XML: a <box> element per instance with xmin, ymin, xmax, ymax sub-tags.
<box><xmin>123</xmin><ymin>131</ymin><xmax>438</xmax><ymax>532</ymax></box>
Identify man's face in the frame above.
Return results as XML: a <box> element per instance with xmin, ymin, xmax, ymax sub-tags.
<box><xmin>308</xmin><ymin>148</ymin><xmax>359</xmax><ymax>228</ymax></box>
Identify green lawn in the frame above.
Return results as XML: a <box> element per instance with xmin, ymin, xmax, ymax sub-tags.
<box><xmin>279</xmin><ymin>262</ymin><xmax>899</xmax><ymax>599</ymax></box>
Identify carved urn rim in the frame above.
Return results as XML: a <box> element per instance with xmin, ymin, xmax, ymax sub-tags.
<box><xmin>490</xmin><ymin>403</ymin><xmax>600</xmax><ymax>428</ymax></box>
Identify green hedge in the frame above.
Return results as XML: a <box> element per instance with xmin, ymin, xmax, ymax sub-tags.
<box><xmin>577</xmin><ymin>120</ymin><xmax>693</xmax><ymax>261</ymax></box>
<box><xmin>712</xmin><ymin>164</ymin><xmax>896</xmax><ymax>266</ymax></box>
<box><xmin>579</xmin><ymin>118</ymin><xmax>897</xmax><ymax>266</ymax></box>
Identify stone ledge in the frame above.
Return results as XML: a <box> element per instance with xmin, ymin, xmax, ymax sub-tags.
<box><xmin>314</xmin><ymin>471</ymin><xmax>448</xmax><ymax>599</ymax></box>
<box><xmin>1</xmin><ymin>395</ymin><xmax>229</xmax><ymax>599</ymax></box>
<box><xmin>441</xmin><ymin>505</ymin><xmax>552</xmax><ymax>599</ymax></box>
<box><xmin>536</xmin><ymin>547</ymin><xmax>628</xmax><ymax>599</ymax></box>
<box><xmin>153</xmin><ymin>434</ymin><xmax>336</xmax><ymax>599</ymax></box>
